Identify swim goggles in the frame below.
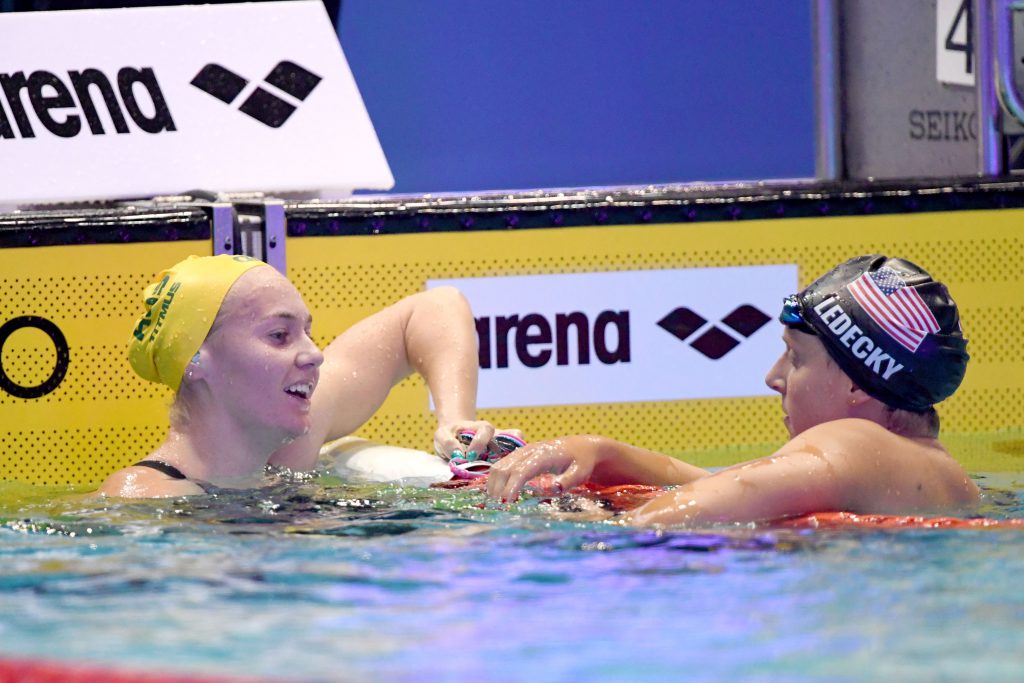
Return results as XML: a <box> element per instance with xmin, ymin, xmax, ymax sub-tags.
<box><xmin>448</xmin><ymin>430</ymin><xmax>527</xmax><ymax>480</ymax></box>
<box><xmin>779</xmin><ymin>294</ymin><xmax>817</xmax><ymax>336</ymax></box>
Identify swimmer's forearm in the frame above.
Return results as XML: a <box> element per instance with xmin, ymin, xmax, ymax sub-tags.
<box><xmin>403</xmin><ymin>286</ymin><xmax>480</xmax><ymax>423</ymax></box>
<box><xmin>623</xmin><ymin>482</ymin><xmax>818</xmax><ymax>527</ymax></box>
<box><xmin>486</xmin><ymin>436</ymin><xmax>707</xmax><ymax>503</ymax></box>
<box><xmin>586</xmin><ymin>436</ymin><xmax>708</xmax><ymax>487</ymax></box>
<box><xmin>622</xmin><ymin>450</ymin><xmax>843</xmax><ymax>526</ymax></box>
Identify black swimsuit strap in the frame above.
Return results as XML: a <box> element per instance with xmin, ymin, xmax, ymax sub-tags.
<box><xmin>133</xmin><ymin>460</ymin><xmax>188</xmax><ymax>480</ymax></box>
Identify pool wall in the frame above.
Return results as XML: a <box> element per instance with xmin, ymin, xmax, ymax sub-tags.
<box><xmin>1</xmin><ymin>179</ymin><xmax>1022</xmax><ymax>485</ymax></box>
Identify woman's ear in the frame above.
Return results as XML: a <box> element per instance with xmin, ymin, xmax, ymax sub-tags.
<box><xmin>183</xmin><ymin>350</ymin><xmax>206</xmax><ymax>383</ymax></box>
<box><xmin>848</xmin><ymin>384</ymin><xmax>872</xmax><ymax>407</ymax></box>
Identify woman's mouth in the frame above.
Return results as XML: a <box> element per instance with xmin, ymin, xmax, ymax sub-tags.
<box><xmin>284</xmin><ymin>382</ymin><xmax>313</xmax><ymax>400</ymax></box>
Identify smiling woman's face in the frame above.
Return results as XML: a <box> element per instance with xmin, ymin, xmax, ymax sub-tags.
<box><xmin>764</xmin><ymin>328</ymin><xmax>855</xmax><ymax>437</ymax></box>
<box><xmin>198</xmin><ymin>267</ymin><xmax>324</xmax><ymax>441</ymax></box>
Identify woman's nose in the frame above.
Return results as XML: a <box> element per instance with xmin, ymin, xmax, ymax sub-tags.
<box><xmin>764</xmin><ymin>358</ymin><xmax>785</xmax><ymax>394</ymax></box>
<box><xmin>298</xmin><ymin>336</ymin><xmax>324</xmax><ymax>368</ymax></box>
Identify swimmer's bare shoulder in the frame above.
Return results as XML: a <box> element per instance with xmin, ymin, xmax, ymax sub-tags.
<box><xmin>624</xmin><ymin>418</ymin><xmax>978</xmax><ymax>526</ymax></box>
<box><xmin>96</xmin><ymin>465</ymin><xmax>204</xmax><ymax>498</ymax></box>
<box><xmin>772</xmin><ymin>417</ymin><xmax>979</xmax><ymax>510</ymax></box>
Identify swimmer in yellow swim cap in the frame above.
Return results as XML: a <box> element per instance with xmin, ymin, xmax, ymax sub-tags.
<box><xmin>98</xmin><ymin>254</ymin><xmax>502</xmax><ymax>497</ymax></box>
<box><xmin>485</xmin><ymin>255</ymin><xmax>979</xmax><ymax>526</ymax></box>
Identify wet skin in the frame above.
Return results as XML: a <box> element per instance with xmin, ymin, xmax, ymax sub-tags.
<box><xmin>99</xmin><ymin>267</ymin><xmax>498</xmax><ymax>498</ymax></box>
<box><xmin>487</xmin><ymin>330</ymin><xmax>979</xmax><ymax>526</ymax></box>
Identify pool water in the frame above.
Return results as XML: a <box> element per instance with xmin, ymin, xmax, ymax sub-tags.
<box><xmin>1</xmin><ymin>470</ymin><xmax>1022</xmax><ymax>683</ymax></box>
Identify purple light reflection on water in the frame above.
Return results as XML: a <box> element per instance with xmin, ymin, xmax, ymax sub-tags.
<box><xmin>0</xmin><ymin>479</ymin><xmax>1022</xmax><ymax>682</ymax></box>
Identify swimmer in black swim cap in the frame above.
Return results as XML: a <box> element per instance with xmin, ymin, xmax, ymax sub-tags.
<box><xmin>485</xmin><ymin>256</ymin><xmax>979</xmax><ymax>526</ymax></box>
<box><xmin>783</xmin><ymin>254</ymin><xmax>968</xmax><ymax>413</ymax></box>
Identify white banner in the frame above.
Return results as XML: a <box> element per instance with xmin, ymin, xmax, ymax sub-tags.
<box><xmin>430</xmin><ymin>265</ymin><xmax>798</xmax><ymax>408</ymax></box>
<box><xmin>0</xmin><ymin>1</ymin><xmax>392</xmax><ymax>204</ymax></box>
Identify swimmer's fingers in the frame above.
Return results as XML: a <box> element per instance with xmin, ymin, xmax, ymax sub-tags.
<box><xmin>433</xmin><ymin>420</ymin><xmax>496</xmax><ymax>459</ymax></box>
<box><xmin>484</xmin><ymin>457</ymin><xmax>513</xmax><ymax>500</ymax></box>
<box><xmin>432</xmin><ymin>426</ymin><xmax>459</xmax><ymax>460</ymax></box>
<box><xmin>521</xmin><ymin>437</ymin><xmax>597</xmax><ymax>497</ymax></box>
<box><xmin>465</xmin><ymin>421</ymin><xmax>496</xmax><ymax>459</ymax></box>
<box><xmin>497</xmin><ymin>428</ymin><xmax>526</xmax><ymax>442</ymax></box>
<box><xmin>487</xmin><ymin>442</ymin><xmax>571</xmax><ymax>502</ymax></box>
<box><xmin>432</xmin><ymin>423</ymin><xmax>469</xmax><ymax>459</ymax></box>
<box><xmin>524</xmin><ymin>457</ymin><xmax>593</xmax><ymax>497</ymax></box>
<box><xmin>553</xmin><ymin>460</ymin><xmax>590</xmax><ymax>493</ymax></box>
<box><xmin>486</xmin><ymin>456</ymin><xmax>536</xmax><ymax>502</ymax></box>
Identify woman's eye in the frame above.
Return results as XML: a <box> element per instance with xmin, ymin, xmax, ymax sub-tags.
<box><xmin>269</xmin><ymin>331</ymin><xmax>288</xmax><ymax>342</ymax></box>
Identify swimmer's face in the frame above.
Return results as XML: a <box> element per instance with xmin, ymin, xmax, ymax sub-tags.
<box><xmin>197</xmin><ymin>267</ymin><xmax>324</xmax><ymax>441</ymax></box>
<box><xmin>764</xmin><ymin>328</ymin><xmax>855</xmax><ymax>437</ymax></box>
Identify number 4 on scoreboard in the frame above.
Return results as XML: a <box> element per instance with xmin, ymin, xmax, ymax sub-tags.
<box><xmin>937</xmin><ymin>0</ymin><xmax>975</xmax><ymax>86</ymax></box>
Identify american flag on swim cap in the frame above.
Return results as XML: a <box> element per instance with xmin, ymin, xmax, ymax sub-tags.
<box><xmin>847</xmin><ymin>267</ymin><xmax>940</xmax><ymax>352</ymax></box>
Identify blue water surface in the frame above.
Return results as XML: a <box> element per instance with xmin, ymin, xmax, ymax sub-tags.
<box><xmin>0</xmin><ymin>472</ymin><xmax>1022</xmax><ymax>683</ymax></box>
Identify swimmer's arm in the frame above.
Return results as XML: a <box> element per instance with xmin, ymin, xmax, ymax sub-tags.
<box><xmin>621</xmin><ymin>447</ymin><xmax>848</xmax><ymax>527</ymax></box>
<box><xmin>586</xmin><ymin>437</ymin><xmax>709</xmax><ymax>486</ymax></box>
<box><xmin>398</xmin><ymin>286</ymin><xmax>485</xmax><ymax>447</ymax></box>
<box><xmin>273</xmin><ymin>287</ymin><xmax>485</xmax><ymax>469</ymax></box>
<box><xmin>95</xmin><ymin>467</ymin><xmax>205</xmax><ymax>499</ymax></box>
<box><xmin>623</xmin><ymin>419</ymin><xmax>986</xmax><ymax>526</ymax></box>
<box><xmin>486</xmin><ymin>435</ymin><xmax>709</xmax><ymax>501</ymax></box>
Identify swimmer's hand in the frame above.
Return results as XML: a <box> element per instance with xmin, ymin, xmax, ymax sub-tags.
<box><xmin>486</xmin><ymin>435</ymin><xmax>710</xmax><ymax>503</ymax></box>
<box><xmin>486</xmin><ymin>436</ymin><xmax>599</xmax><ymax>502</ymax></box>
<box><xmin>434</xmin><ymin>421</ymin><xmax>524</xmax><ymax>460</ymax></box>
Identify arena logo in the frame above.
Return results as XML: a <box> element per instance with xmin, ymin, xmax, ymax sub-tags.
<box><xmin>430</xmin><ymin>265</ymin><xmax>792</xmax><ymax>408</ymax></box>
<box><xmin>475</xmin><ymin>311</ymin><xmax>631</xmax><ymax>369</ymax></box>
<box><xmin>0</xmin><ymin>67</ymin><xmax>176</xmax><ymax>139</ymax></box>
<box><xmin>0</xmin><ymin>316</ymin><xmax>69</xmax><ymax>399</ymax></box>
<box><xmin>657</xmin><ymin>304</ymin><xmax>771</xmax><ymax>360</ymax></box>
<box><xmin>190</xmin><ymin>61</ymin><xmax>322</xmax><ymax>128</ymax></box>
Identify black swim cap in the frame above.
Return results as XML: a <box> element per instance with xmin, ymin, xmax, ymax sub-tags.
<box><xmin>782</xmin><ymin>255</ymin><xmax>969</xmax><ymax>412</ymax></box>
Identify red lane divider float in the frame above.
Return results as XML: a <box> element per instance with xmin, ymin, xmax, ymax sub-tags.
<box><xmin>581</xmin><ymin>484</ymin><xmax>1024</xmax><ymax>529</ymax></box>
<box><xmin>0</xmin><ymin>657</ymin><xmax>282</xmax><ymax>683</ymax></box>
<box><xmin>577</xmin><ymin>482</ymin><xmax>665</xmax><ymax>512</ymax></box>
<box><xmin>780</xmin><ymin>511</ymin><xmax>1024</xmax><ymax>530</ymax></box>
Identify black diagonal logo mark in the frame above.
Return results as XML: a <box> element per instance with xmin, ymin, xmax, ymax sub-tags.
<box><xmin>690</xmin><ymin>326</ymin><xmax>739</xmax><ymax>360</ymax></box>
<box><xmin>658</xmin><ymin>304</ymin><xmax>770</xmax><ymax>360</ymax></box>
<box><xmin>264</xmin><ymin>61</ymin><xmax>321</xmax><ymax>100</ymax></box>
<box><xmin>191</xmin><ymin>64</ymin><xmax>248</xmax><ymax>104</ymax></box>
<box><xmin>656</xmin><ymin>307</ymin><xmax>707</xmax><ymax>342</ymax></box>
<box><xmin>238</xmin><ymin>88</ymin><xmax>296</xmax><ymax>128</ymax></box>
<box><xmin>191</xmin><ymin>61</ymin><xmax>322</xmax><ymax>128</ymax></box>
<box><xmin>721</xmin><ymin>305</ymin><xmax>770</xmax><ymax>337</ymax></box>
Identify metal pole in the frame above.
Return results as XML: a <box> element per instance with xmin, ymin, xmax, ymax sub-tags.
<box><xmin>978</xmin><ymin>0</ymin><xmax>1004</xmax><ymax>175</ymax></box>
<box><xmin>813</xmin><ymin>0</ymin><xmax>843</xmax><ymax>180</ymax></box>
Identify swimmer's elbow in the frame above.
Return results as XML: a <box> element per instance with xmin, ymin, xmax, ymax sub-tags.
<box><xmin>423</xmin><ymin>285</ymin><xmax>471</xmax><ymax>312</ymax></box>
<box><xmin>622</xmin><ymin>490</ymin><xmax>705</xmax><ymax>527</ymax></box>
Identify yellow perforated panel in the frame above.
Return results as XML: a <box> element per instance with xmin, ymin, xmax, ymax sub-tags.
<box><xmin>0</xmin><ymin>240</ymin><xmax>208</xmax><ymax>485</ymax></box>
<box><xmin>289</xmin><ymin>210</ymin><xmax>1024</xmax><ymax>472</ymax></box>
<box><xmin>0</xmin><ymin>426</ymin><xmax>163</xmax><ymax>486</ymax></box>
<box><xmin>1</xmin><ymin>210</ymin><xmax>1022</xmax><ymax>485</ymax></box>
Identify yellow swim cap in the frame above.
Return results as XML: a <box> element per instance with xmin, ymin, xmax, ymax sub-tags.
<box><xmin>128</xmin><ymin>254</ymin><xmax>266</xmax><ymax>392</ymax></box>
